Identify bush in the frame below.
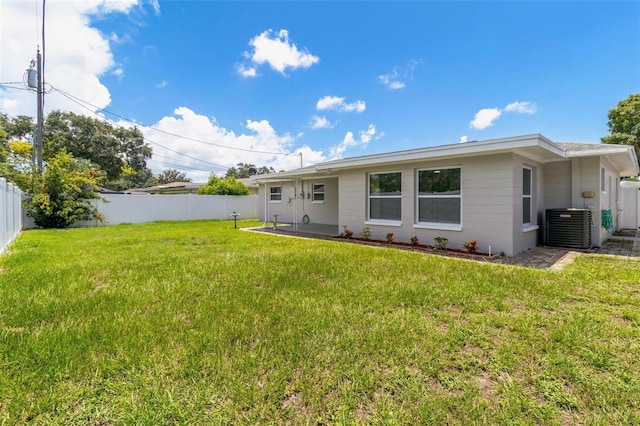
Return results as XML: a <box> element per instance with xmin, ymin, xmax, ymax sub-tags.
<box><xmin>360</xmin><ymin>227</ymin><xmax>371</xmax><ymax>240</ymax></box>
<box><xmin>197</xmin><ymin>176</ymin><xmax>249</xmax><ymax>195</ymax></box>
<box><xmin>26</xmin><ymin>151</ymin><xmax>106</xmax><ymax>228</ymax></box>
<box><xmin>410</xmin><ymin>236</ymin><xmax>419</xmax><ymax>246</ymax></box>
<box><xmin>386</xmin><ymin>232</ymin><xmax>395</xmax><ymax>243</ymax></box>
<box><xmin>463</xmin><ymin>240</ymin><xmax>478</xmax><ymax>254</ymax></box>
<box><xmin>434</xmin><ymin>236</ymin><xmax>449</xmax><ymax>250</ymax></box>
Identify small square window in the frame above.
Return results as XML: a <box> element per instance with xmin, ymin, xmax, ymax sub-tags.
<box><xmin>270</xmin><ymin>186</ymin><xmax>282</xmax><ymax>202</ymax></box>
<box><xmin>312</xmin><ymin>183</ymin><xmax>325</xmax><ymax>202</ymax></box>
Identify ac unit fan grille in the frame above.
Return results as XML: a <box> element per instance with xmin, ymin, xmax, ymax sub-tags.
<box><xmin>545</xmin><ymin>208</ymin><xmax>592</xmax><ymax>249</ymax></box>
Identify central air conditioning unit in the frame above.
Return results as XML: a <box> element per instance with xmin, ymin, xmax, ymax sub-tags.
<box><xmin>545</xmin><ymin>208</ymin><xmax>592</xmax><ymax>249</ymax></box>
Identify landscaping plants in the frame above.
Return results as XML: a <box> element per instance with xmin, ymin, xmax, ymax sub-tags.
<box><xmin>385</xmin><ymin>232</ymin><xmax>395</xmax><ymax>243</ymax></box>
<box><xmin>1</xmin><ymin>219</ymin><xmax>639</xmax><ymax>424</ymax></box>
<box><xmin>434</xmin><ymin>236</ymin><xmax>449</xmax><ymax>250</ymax></box>
<box><xmin>410</xmin><ymin>235</ymin><xmax>420</xmax><ymax>246</ymax></box>
<box><xmin>463</xmin><ymin>239</ymin><xmax>478</xmax><ymax>254</ymax></box>
<box><xmin>360</xmin><ymin>226</ymin><xmax>371</xmax><ymax>240</ymax></box>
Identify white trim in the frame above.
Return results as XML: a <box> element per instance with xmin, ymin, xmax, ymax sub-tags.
<box><xmin>522</xmin><ymin>225</ymin><xmax>539</xmax><ymax>233</ymax></box>
<box><xmin>522</xmin><ymin>166</ymin><xmax>533</xmax><ymax>225</ymax></box>
<box><xmin>414</xmin><ymin>223</ymin><xmax>463</xmax><ymax>232</ymax></box>
<box><xmin>365</xmin><ymin>220</ymin><xmax>402</xmax><ymax>227</ymax></box>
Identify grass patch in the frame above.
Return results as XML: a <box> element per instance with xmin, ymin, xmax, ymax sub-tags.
<box><xmin>1</xmin><ymin>219</ymin><xmax>639</xmax><ymax>424</ymax></box>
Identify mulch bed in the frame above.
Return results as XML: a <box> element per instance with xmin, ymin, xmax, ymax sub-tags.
<box><xmin>333</xmin><ymin>236</ymin><xmax>503</xmax><ymax>261</ymax></box>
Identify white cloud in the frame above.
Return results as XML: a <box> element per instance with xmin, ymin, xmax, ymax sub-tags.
<box><xmin>469</xmin><ymin>101</ymin><xmax>538</xmax><ymax>130</ymax></box>
<box><xmin>237</xmin><ymin>64</ymin><xmax>257</xmax><ymax>78</ymax></box>
<box><xmin>377</xmin><ymin>59</ymin><xmax>422</xmax><ymax>90</ymax></box>
<box><xmin>143</xmin><ymin>107</ymin><xmax>326</xmax><ymax>181</ymax></box>
<box><xmin>0</xmin><ymin>0</ymin><xmax>157</xmax><ymax>118</ymax></box>
<box><xmin>112</xmin><ymin>67</ymin><xmax>125</xmax><ymax>80</ymax></box>
<box><xmin>310</xmin><ymin>115</ymin><xmax>334</xmax><ymax>130</ymax></box>
<box><xmin>504</xmin><ymin>101</ymin><xmax>537</xmax><ymax>114</ymax></box>
<box><xmin>329</xmin><ymin>124</ymin><xmax>376</xmax><ymax>160</ymax></box>
<box><xmin>238</xmin><ymin>29</ymin><xmax>319</xmax><ymax>77</ymax></box>
<box><xmin>469</xmin><ymin>108</ymin><xmax>502</xmax><ymax>130</ymax></box>
<box><xmin>459</xmin><ymin>136</ymin><xmax>468</xmax><ymax>143</ymax></box>
<box><xmin>316</xmin><ymin>96</ymin><xmax>366</xmax><ymax>113</ymax></box>
<box><xmin>156</xmin><ymin>80</ymin><xmax>168</xmax><ymax>89</ymax></box>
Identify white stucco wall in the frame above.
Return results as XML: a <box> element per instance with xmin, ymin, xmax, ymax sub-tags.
<box><xmin>336</xmin><ymin>153</ymin><xmax>533</xmax><ymax>256</ymax></box>
<box><xmin>258</xmin><ymin>178</ymin><xmax>339</xmax><ymax>225</ymax></box>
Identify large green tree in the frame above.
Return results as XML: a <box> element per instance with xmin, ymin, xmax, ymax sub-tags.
<box><xmin>154</xmin><ymin>169</ymin><xmax>192</xmax><ymax>185</ymax></box>
<box><xmin>225</xmin><ymin>162</ymin><xmax>275</xmax><ymax>178</ymax></box>
<box><xmin>43</xmin><ymin>110</ymin><xmax>153</xmax><ymax>190</ymax></box>
<box><xmin>602</xmin><ymin>93</ymin><xmax>640</xmax><ymax>162</ymax></box>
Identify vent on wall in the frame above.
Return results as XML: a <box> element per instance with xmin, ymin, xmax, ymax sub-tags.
<box><xmin>545</xmin><ymin>208</ymin><xmax>592</xmax><ymax>249</ymax></box>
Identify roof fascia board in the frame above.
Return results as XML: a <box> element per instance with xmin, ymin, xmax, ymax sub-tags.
<box><xmin>316</xmin><ymin>134</ymin><xmax>562</xmax><ymax>170</ymax></box>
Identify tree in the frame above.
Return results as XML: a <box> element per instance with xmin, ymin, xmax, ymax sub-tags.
<box><xmin>43</xmin><ymin>110</ymin><xmax>153</xmax><ymax>190</ymax></box>
<box><xmin>225</xmin><ymin>162</ymin><xmax>275</xmax><ymax>178</ymax></box>
<box><xmin>0</xmin><ymin>115</ymin><xmax>37</xmax><ymax>191</ymax></box>
<box><xmin>197</xmin><ymin>176</ymin><xmax>249</xmax><ymax>195</ymax></box>
<box><xmin>602</xmin><ymin>93</ymin><xmax>640</xmax><ymax>163</ymax></box>
<box><xmin>155</xmin><ymin>169</ymin><xmax>192</xmax><ymax>184</ymax></box>
<box><xmin>0</xmin><ymin>140</ymin><xmax>37</xmax><ymax>192</ymax></box>
<box><xmin>26</xmin><ymin>151</ymin><xmax>106</xmax><ymax>228</ymax></box>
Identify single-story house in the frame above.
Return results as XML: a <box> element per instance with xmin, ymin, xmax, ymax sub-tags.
<box><xmin>253</xmin><ymin>134</ymin><xmax>638</xmax><ymax>257</ymax></box>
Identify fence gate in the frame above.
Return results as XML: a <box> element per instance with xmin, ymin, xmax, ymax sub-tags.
<box><xmin>620</xmin><ymin>181</ymin><xmax>640</xmax><ymax>230</ymax></box>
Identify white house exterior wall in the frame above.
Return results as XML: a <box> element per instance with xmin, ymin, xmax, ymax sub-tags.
<box><xmin>258</xmin><ymin>178</ymin><xmax>339</xmax><ymax>225</ymax></box>
<box><xmin>543</xmin><ymin>161</ymin><xmax>572</xmax><ymax>209</ymax></box>
<box><xmin>299</xmin><ymin>178</ymin><xmax>339</xmax><ymax>225</ymax></box>
<box><xmin>336</xmin><ymin>153</ymin><xmax>530</xmax><ymax>256</ymax></box>
<box><xmin>512</xmin><ymin>154</ymin><xmax>544</xmax><ymax>255</ymax></box>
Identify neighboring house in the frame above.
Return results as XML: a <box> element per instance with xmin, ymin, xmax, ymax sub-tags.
<box><xmin>237</xmin><ymin>178</ymin><xmax>259</xmax><ymax>195</ymax></box>
<box><xmin>127</xmin><ymin>181</ymin><xmax>204</xmax><ymax>194</ymax></box>
<box><xmin>253</xmin><ymin>134</ymin><xmax>639</xmax><ymax>256</ymax></box>
<box><xmin>129</xmin><ymin>179</ymin><xmax>258</xmax><ymax>195</ymax></box>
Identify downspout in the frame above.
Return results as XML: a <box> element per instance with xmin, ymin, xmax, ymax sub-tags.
<box><xmin>263</xmin><ymin>182</ymin><xmax>269</xmax><ymax>227</ymax></box>
<box><xmin>293</xmin><ymin>179</ymin><xmax>298</xmax><ymax>231</ymax></box>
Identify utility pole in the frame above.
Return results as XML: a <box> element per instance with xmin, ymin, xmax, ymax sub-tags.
<box><xmin>35</xmin><ymin>47</ymin><xmax>44</xmax><ymax>173</ymax></box>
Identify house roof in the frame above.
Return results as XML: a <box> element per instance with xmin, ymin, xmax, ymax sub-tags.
<box><xmin>253</xmin><ymin>134</ymin><xmax>639</xmax><ymax>182</ymax></box>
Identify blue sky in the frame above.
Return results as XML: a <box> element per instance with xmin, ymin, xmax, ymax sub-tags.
<box><xmin>1</xmin><ymin>1</ymin><xmax>639</xmax><ymax>181</ymax></box>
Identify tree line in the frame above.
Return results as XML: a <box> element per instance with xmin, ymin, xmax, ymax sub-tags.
<box><xmin>0</xmin><ymin>110</ymin><xmax>276</xmax><ymax>227</ymax></box>
<box><xmin>3</xmin><ymin>94</ymin><xmax>638</xmax><ymax>227</ymax></box>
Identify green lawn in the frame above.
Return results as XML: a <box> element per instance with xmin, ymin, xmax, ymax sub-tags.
<box><xmin>1</xmin><ymin>220</ymin><xmax>639</xmax><ymax>425</ymax></box>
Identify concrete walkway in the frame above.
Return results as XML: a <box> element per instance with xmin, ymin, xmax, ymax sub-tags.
<box><xmin>496</xmin><ymin>229</ymin><xmax>640</xmax><ymax>269</ymax></box>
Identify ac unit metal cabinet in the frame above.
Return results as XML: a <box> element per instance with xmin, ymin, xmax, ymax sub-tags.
<box><xmin>545</xmin><ymin>208</ymin><xmax>592</xmax><ymax>249</ymax></box>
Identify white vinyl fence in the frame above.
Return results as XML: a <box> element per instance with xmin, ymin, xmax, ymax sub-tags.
<box><xmin>1</xmin><ymin>178</ymin><xmax>23</xmax><ymax>255</ymax></box>
<box><xmin>22</xmin><ymin>193</ymin><xmax>259</xmax><ymax>228</ymax></box>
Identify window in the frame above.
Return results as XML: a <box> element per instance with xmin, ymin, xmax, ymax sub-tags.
<box><xmin>369</xmin><ymin>172</ymin><xmax>402</xmax><ymax>221</ymax></box>
<box><xmin>601</xmin><ymin>167</ymin><xmax>606</xmax><ymax>192</ymax></box>
<box><xmin>417</xmin><ymin>167</ymin><xmax>461</xmax><ymax>225</ymax></box>
<box><xmin>523</xmin><ymin>167</ymin><xmax>532</xmax><ymax>225</ymax></box>
<box><xmin>270</xmin><ymin>186</ymin><xmax>282</xmax><ymax>202</ymax></box>
<box><xmin>312</xmin><ymin>183</ymin><xmax>325</xmax><ymax>202</ymax></box>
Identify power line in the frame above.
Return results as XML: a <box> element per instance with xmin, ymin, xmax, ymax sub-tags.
<box><xmin>52</xmin><ymin>88</ymin><xmax>231</xmax><ymax>170</ymax></box>
<box><xmin>51</xmin><ymin>86</ymin><xmax>297</xmax><ymax>157</ymax></box>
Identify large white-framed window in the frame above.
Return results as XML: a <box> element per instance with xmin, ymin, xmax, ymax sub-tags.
<box><xmin>416</xmin><ymin>167</ymin><xmax>461</xmax><ymax>227</ymax></box>
<box><xmin>312</xmin><ymin>183</ymin><xmax>325</xmax><ymax>202</ymax></box>
<box><xmin>368</xmin><ymin>172</ymin><xmax>402</xmax><ymax>222</ymax></box>
<box><xmin>523</xmin><ymin>167</ymin><xmax>532</xmax><ymax>225</ymax></box>
<box><xmin>270</xmin><ymin>185</ymin><xmax>282</xmax><ymax>202</ymax></box>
